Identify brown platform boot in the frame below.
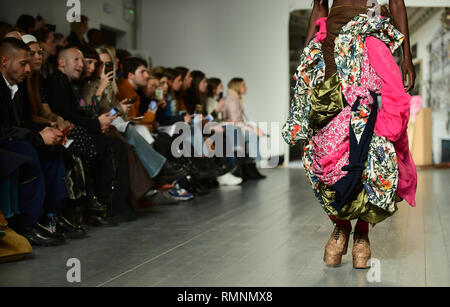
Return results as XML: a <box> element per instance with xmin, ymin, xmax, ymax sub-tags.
<box><xmin>352</xmin><ymin>231</ymin><xmax>371</xmax><ymax>269</ymax></box>
<box><xmin>323</xmin><ymin>226</ymin><xmax>351</xmax><ymax>267</ymax></box>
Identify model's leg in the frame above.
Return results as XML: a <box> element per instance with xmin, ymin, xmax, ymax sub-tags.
<box><xmin>328</xmin><ymin>215</ymin><xmax>352</xmax><ymax>230</ymax></box>
<box><xmin>324</xmin><ymin>215</ymin><xmax>351</xmax><ymax>267</ymax></box>
<box><xmin>352</xmin><ymin>219</ymin><xmax>371</xmax><ymax>269</ymax></box>
<box><xmin>355</xmin><ymin>219</ymin><xmax>369</xmax><ymax>235</ymax></box>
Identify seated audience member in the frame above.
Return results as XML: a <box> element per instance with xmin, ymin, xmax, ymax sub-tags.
<box><xmin>15</xmin><ymin>15</ymin><xmax>35</xmax><ymax>34</ymax></box>
<box><xmin>34</xmin><ymin>15</ymin><xmax>47</xmax><ymax>32</ymax></box>
<box><xmin>53</xmin><ymin>33</ymin><xmax>68</xmax><ymax>56</ymax></box>
<box><xmin>81</xmin><ymin>46</ymin><xmax>191</xmax><ymax>202</ymax></box>
<box><xmin>115</xmin><ymin>48</ymin><xmax>131</xmax><ymax>79</ymax></box>
<box><xmin>185</xmin><ymin>70</ymin><xmax>208</xmax><ymax>115</ymax></box>
<box><xmin>0</xmin><ymin>22</ymin><xmax>14</xmax><ymax>40</ymax></box>
<box><xmin>23</xmin><ymin>34</ymin><xmax>96</xmax><ymax>231</ymax></box>
<box><xmin>66</xmin><ymin>15</ymin><xmax>89</xmax><ymax>47</ymax></box>
<box><xmin>176</xmin><ymin>67</ymin><xmax>193</xmax><ymax>92</ymax></box>
<box><xmin>117</xmin><ymin>58</ymin><xmax>194</xmax><ymax>200</ymax></box>
<box><xmin>3</xmin><ymin>29</ymin><xmax>23</xmax><ymax>40</ymax></box>
<box><xmin>0</xmin><ymin>37</ymin><xmax>67</xmax><ymax>246</ymax></box>
<box><xmin>186</xmin><ymin>73</ymin><xmax>241</xmax><ymax>186</ymax></box>
<box><xmin>35</xmin><ymin>28</ymin><xmax>57</xmax><ymax>80</ymax></box>
<box><xmin>223</xmin><ymin>78</ymin><xmax>266</xmax><ymax>180</ymax></box>
<box><xmin>46</xmin><ymin>45</ymin><xmax>134</xmax><ymax>224</ymax></box>
<box><xmin>162</xmin><ymin>68</ymin><xmax>182</xmax><ymax>116</ymax></box>
<box><xmin>174</xmin><ymin>66</ymin><xmax>192</xmax><ymax>113</ymax></box>
<box><xmin>117</xmin><ymin>57</ymin><xmax>157</xmax><ymax>132</ymax></box>
<box><xmin>206</xmin><ymin>78</ymin><xmax>225</xmax><ymax>121</ymax></box>
<box><xmin>87</xmin><ymin>29</ymin><xmax>103</xmax><ymax>47</ymax></box>
<box><xmin>147</xmin><ymin>73</ymin><xmax>189</xmax><ymax>126</ymax></box>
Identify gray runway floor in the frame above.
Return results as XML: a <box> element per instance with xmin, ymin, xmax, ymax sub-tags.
<box><xmin>1</xmin><ymin>167</ymin><xmax>449</xmax><ymax>287</ymax></box>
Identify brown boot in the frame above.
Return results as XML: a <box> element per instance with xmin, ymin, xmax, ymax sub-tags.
<box><xmin>352</xmin><ymin>232</ymin><xmax>371</xmax><ymax>269</ymax></box>
<box><xmin>324</xmin><ymin>226</ymin><xmax>351</xmax><ymax>267</ymax></box>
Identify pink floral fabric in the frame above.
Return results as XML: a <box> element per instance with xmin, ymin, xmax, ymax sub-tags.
<box><xmin>311</xmin><ymin>45</ymin><xmax>381</xmax><ymax>186</ymax></box>
<box><xmin>311</xmin><ymin>107</ymin><xmax>351</xmax><ymax>185</ymax></box>
<box><xmin>366</xmin><ymin>36</ymin><xmax>417</xmax><ymax>207</ymax></box>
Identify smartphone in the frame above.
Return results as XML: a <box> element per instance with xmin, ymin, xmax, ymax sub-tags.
<box><xmin>218</xmin><ymin>92</ymin><xmax>224</xmax><ymax>100</ymax></box>
<box><xmin>104</xmin><ymin>62</ymin><xmax>114</xmax><ymax>75</ymax></box>
<box><xmin>155</xmin><ymin>88</ymin><xmax>164</xmax><ymax>100</ymax></box>
<box><xmin>109</xmin><ymin>107</ymin><xmax>121</xmax><ymax>116</ymax></box>
<box><xmin>149</xmin><ymin>100</ymin><xmax>158</xmax><ymax>111</ymax></box>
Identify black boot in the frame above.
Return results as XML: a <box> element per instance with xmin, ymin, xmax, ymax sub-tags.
<box><xmin>21</xmin><ymin>223</ymin><xmax>66</xmax><ymax>247</ymax></box>
<box><xmin>156</xmin><ymin>161</ymin><xmax>187</xmax><ymax>184</ymax></box>
<box><xmin>85</xmin><ymin>212</ymin><xmax>110</xmax><ymax>227</ymax></box>
<box><xmin>243</xmin><ymin>163</ymin><xmax>266</xmax><ymax>180</ymax></box>
<box><xmin>61</xmin><ymin>198</ymin><xmax>88</xmax><ymax>231</ymax></box>
<box><xmin>55</xmin><ymin>215</ymin><xmax>87</xmax><ymax>239</ymax></box>
<box><xmin>87</xmin><ymin>195</ymin><xmax>107</xmax><ymax>213</ymax></box>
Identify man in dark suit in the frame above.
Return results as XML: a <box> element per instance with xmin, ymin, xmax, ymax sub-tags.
<box><xmin>46</xmin><ymin>46</ymin><xmax>133</xmax><ymax>224</ymax></box>
<box><xmin>0</xmin><ymin>37</ymin><xmax>68</xmax><ymax>246</ymax></box>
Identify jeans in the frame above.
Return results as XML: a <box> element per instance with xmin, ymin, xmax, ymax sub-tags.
<box><xmin>124</xmin><ymin>125</ymin><xmax>166</xmax><ymax>178</ymax></box>
<box><xmin>0</xmin><ymin>175</ymin><xmax>20</xmax><ymax>219</ymax></box>
<box><xmin>0</xmin><ymin>141</ymin><xmax>67</xmax><ymax>226</ymax></box>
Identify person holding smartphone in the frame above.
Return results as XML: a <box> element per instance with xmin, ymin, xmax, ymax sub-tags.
<box><xmin>205</xmin><ymin>78</ymin><xmax>225</xmax><ymax>122</ymax></box>
<box><xmin>86</xmin><ymin>50</ymin><xmax>192</xmax><ymax>203</ymax></box>
<box><xmin>147</xmin><ymin>72</ymin><xmax>191</xmax><ymax>127</ymax></box>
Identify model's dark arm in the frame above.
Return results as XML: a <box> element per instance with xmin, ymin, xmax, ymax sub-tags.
<box><xmin>389</xmin><ymin>0</ymin><xmax>416</xmax><ymax>92</ymax></box>
<box><xmin>304</xmin><ymin>0</ymin><xmax>329</xmax><ymax>47</ymax></box>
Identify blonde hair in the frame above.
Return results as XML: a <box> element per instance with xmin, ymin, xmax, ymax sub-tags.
<box><xmin>96</xmin><ymin>45</ymin><xmax>119</xmax><ymax>95</ymax></box>
<box><xmin>151</xmin><ymin>66</ymin><xmax>165</xmax><ymax>74</ymax></box>
<box><xmin>227</xmin><ymin>78</ymin><xmax>244</xmax><ymax>97</ymax></box>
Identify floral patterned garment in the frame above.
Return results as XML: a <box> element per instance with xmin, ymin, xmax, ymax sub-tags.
<box><xmin>285</xmin><ymin>14</ymin><xmax>405</xmax><ymax>217</ymax></box>
<box><xmin>311</xmin><ymin>45</ymin><xmax>382</xmax><ymax>186</ymax></box>
<box><xmin>282</xmin><ymin>14</ymin><xmax>404</xmax><ymax>146</ymax></box>
<box><xmin>334</xmin><ymin>14</ymin><xmax>405</xmax><ymax>92</ymax></box>
<box><xmin>311</xmin><ymin>106</ymin><xmax>351</xmax><ymax>186</ymax></box>
<box><xmin>281</xmin><ymin>41</ymin><xmax>324</xmax><ymax>146</ymax></box>
<box><xmin>364</xmin><ymin>134</ymin><xmax>399</xmax><ymax>213</ymax></box>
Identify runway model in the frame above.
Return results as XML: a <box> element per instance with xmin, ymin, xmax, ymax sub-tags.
<box><xmin>282</xmin><ymin>0</ymin><xmax>417</xmax><ymax>268</ymax></box>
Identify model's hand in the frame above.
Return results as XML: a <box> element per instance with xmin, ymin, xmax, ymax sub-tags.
<box><xmin>402</xmin><ymin>58</ymin><xmax>416</xmax><ymax>93</ymax></box>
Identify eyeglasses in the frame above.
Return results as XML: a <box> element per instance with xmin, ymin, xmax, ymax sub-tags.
<box><xmin>30</xmin><ymin>49</ymin><xmax>44</xmax><ymax>57</ymax></box>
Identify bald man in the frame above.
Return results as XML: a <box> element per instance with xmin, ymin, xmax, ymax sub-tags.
<box><xmin>46</xmin><ymin>45</ymin><xmax>132</xmax><ymax>223</ymax></box>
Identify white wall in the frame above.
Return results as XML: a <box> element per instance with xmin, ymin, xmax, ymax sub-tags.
<box><xmin>0</xmin><ymin>0</ymin><xmax>136</xmax><ymax>50</ymax></box>
<box><xmin>410</xmin><ymin>8</ymin><xmax>450</xmax><ymax>164</ymax></box>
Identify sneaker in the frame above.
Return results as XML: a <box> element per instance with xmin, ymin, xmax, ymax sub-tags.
<box><xmin>163</xmin><ymin>182</ymin><xmax>194</xmax><ymax>201</ymax></box>
<box><xmin>217</xmin><ymin>172</ymin><xmax>243</xmax><ymax>186</ymax></box>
